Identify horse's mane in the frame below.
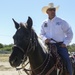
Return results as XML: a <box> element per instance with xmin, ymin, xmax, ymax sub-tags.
<box><xmin>37</xmin><ymin>37</ymin><xmax>48</xmax><ymax>53</ymax></box>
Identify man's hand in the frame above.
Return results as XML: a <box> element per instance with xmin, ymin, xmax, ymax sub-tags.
<box><xmin>60</xmin><ymin>43</ymin><xmax>66</xmax><ymax>48</ymax></box>
<box><xmin>45</xmin><ymin>39</ymin><xmax>50</xmax><ymax>44</ymax></box>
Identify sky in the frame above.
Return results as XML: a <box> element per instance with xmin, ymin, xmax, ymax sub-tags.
<box><xmin>0</xmin><ymin>0</ymin><xmax>75</xmax><ymax>45</ymax></box>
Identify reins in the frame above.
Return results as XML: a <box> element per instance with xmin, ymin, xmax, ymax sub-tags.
<box><xmin>15</xmin><ymin>44</ymin><xmax>59</xmax><ymax>75</ymax></box>
<box><xmin>14</xmin><ymin>29</ymin><xmax>63</xmax><ymax>75</ymax></box>
<box><xmin>16</xmin><ymin>50</ymin><xmax>49</xmax><ymax>75</ymax></box>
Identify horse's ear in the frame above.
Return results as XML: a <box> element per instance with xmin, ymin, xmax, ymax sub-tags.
<box><xmin>12</xmin><ymin>18</ymin><xmax>19</xmax><ymax>29</ymax></box>
<box><xmin>26</xmin><ymin>16</ymin><xmax>33</xmax><ymax>29</ymax></box>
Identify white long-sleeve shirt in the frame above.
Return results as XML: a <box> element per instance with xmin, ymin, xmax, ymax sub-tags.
<box><xmin>40</xmin><ymin>16</ymin><xmax>73</xmax><ymax>46</ymax></box>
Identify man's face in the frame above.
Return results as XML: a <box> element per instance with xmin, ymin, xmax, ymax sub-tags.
<box><xmin>46</xmin><ymin>8</ymin><xmax>56</xmax><ymax>19</ymax></box>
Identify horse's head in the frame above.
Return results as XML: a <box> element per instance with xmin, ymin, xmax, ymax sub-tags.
<box><xmin>9</xmin><ymin>17</ymin><xmax>36</xmax><ymax>67</ymax></box>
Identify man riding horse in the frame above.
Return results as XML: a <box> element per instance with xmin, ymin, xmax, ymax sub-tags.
<box><xmin>40</xmin><ymin>3</ymin><xmax>73</xmax><ymax>75</ymax></box>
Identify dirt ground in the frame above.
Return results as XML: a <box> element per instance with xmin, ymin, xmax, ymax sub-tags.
<box><xmin>0</xmin><ymin>62</ymin><xmax>26</xmax><ymax>75</ymax></box>
<box><xmin>0</xmin><ymin>54</ymin><xmax>61</xmax><ymax>75</ymax></box>
<box><xmin>0</xmin><ymin>54</ymin><xmax>28</xmax><ymax>75</ymax></box>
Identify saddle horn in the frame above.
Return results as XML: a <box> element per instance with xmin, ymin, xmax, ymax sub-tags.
<box><xmin>12</xmin><ymin>18</ymin><xmax>19</xmax><ymax>29</ymax></box>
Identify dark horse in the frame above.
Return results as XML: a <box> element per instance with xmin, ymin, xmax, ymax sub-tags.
<box><xmin>9</xmin><ymin>17</ymin><xmax>69</xmax><ymax>75</ymax></box>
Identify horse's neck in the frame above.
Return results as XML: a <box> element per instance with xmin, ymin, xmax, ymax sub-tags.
<box><xmin>28</xmin><ymin>39</ymin><xmax>47</xmax><ymax>68</ymax></box>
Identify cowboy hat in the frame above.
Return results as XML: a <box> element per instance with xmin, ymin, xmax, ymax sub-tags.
<box><xmin>42</xmin><ymin>3</ymin><xmax>59</xmax><ymax>14</ymax></box>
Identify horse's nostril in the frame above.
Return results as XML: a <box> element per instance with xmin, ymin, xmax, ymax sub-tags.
<box><xmin>11</xmin><ymin>61</ymin><xmax>14</xmax><ymax>65</ymax></box>
<box><xmin>10</xmin><ymin>57</ymin><xmax>17</xmax><ymax>64</ymax></box>
<box><xmin>13</xmin><ymin>57</ymin><xmax>18</xmax><ymax>62</ymax></box>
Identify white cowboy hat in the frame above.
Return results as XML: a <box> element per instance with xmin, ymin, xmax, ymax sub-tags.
<box><xmin>42</xmin><ymin>3</ymin><xmax>59</xmax><ymax>14</ymax></box>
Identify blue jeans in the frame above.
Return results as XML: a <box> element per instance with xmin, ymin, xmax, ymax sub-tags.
<box><xmin>56</xmin><ymin>44</ymin><xmax>72</xmax><ymax>75</ymax></box>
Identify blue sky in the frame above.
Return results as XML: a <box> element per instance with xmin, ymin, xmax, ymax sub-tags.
<box><xmin>0</xmin><ymin>0</ymin><xmax>75</xmax><ymax>45</ymax></box>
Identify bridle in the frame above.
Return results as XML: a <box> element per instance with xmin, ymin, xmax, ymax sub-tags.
<box><xmin>13</xmin><ymin>29</ymin><xmax>60</xmax><ymax>75</ymax></box>
<box><xmin>13</xmin><ymin>29</ymin><xmax>37</xmax><ymax>61</ymax></box>
<box><xmin>13</xmin><ymin>29</ymin><xmax>38</xmax><ymax>74</ymax></box>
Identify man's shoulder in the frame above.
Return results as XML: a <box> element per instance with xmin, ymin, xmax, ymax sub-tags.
<box><xmin>42</xmin><ymin>19</ymin><xmax>48</xmax><ymax>23</ymax></box>
<box><xmin>41</xmin><ymin>19</ymin><xmax>48</xmax><ymax>26</ymax></box>
<box><xmin>56</xmin><ymin>17</ymin><xmax>67</xmax><ymax>22</ymax></box>
<box><xmin>56</xmin><ymin>17</ymin><xmax>63</xmax><ymax>21</ymax></box>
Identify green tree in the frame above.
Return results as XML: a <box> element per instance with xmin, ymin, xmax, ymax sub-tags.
<box><xmin>0</xmin><ymin>43</ymin><xmax>3</xmax><ymax>48</ymax></box>
<box><xmin>67</xmin><ymin>44</ymin><xmax>75</xmax><ymax>52</ymax></box>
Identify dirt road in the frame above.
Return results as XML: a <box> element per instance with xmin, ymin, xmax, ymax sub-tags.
<box><xmin>0</xmin><ymin>62</ymin><xmax>27</xmax><ymax>75</ymax></box>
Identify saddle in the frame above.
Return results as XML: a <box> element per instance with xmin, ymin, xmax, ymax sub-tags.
<box><xmin>46</xmin><ymin>43</ymin><xmax>68</xmax><ymax>74</ymax></box>
<box><xmin>47</xmin><ymin>44</ymin><xmax>62</xmax><ymax>67</ymax></box>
